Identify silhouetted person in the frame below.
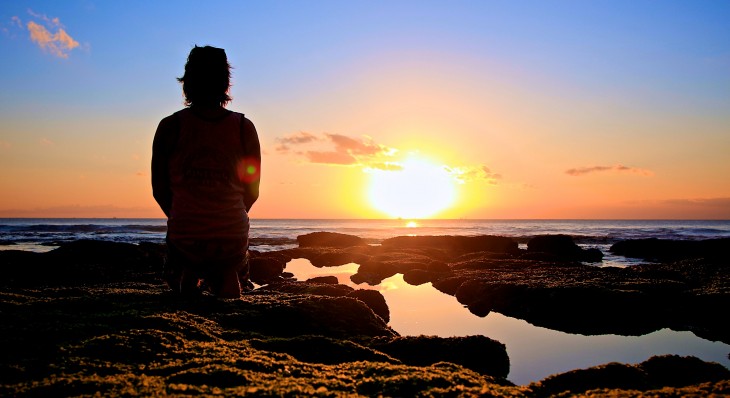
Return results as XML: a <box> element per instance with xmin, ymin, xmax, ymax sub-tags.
<box><xmin>152</xmin><ymin>45</ymin><xmax>261</xmax><ymax>298</ymax></box>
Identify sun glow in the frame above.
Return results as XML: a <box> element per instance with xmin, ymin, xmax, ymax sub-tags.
<box><xmin>368</xmin><ymin>155</ymin><xmax>457</xmax><ymax>219</ymax></box>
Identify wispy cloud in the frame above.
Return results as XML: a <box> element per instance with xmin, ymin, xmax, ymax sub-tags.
<box><xmin>23</xmin><ymin>9</ymin><xmax>80</xmax><ymax>58</ymax></box>
<box><xmin>565</xmin><ymin>164</ymin><xmax>653</xmax><ymax>177</ymax></box>
<box><xmin>660</xmin><ymin>197</ymin><xmax>730</xmax><ymax>208</ymax></box>
<box><xmin>27</xmin><ymin>9</ymin><xmax>61</xmax><ymax>27</ymax></box>
<box><xmin>274</xmin><ymin>131</ymin><xmax>397</xmax><ymax>167</ymax></box>
<box><xmin>446</xmin><ymin>165</ymin><xmax>502</xmax><ymax>185</ymax></box>
<box><xmin>11</xmin><ymin>16</ymin><xmax>22</xmax><ymax>28</ymax></box>
<box><xmin>0</xmin><ymin>140</ymin><xmax>11</xmax><ymax>149</ymax></box>
<box><xmin>275</xmin><ymin>131</ymin><xmax>321</xmax><ymax>152</ymax></box>
<box><xmin>306</xmin><ymin>151</ymin><xmax>357</xmax><ymax>165</ymax></box>
<box><xmin>39</xmin><ymin>138</ymin><xmax>54</xmax><ymax>146</ymax></box>
<box><xmin>326</xmin><ymin>133</ymin><xmax>391</xmax><ymax>156</ymax></box>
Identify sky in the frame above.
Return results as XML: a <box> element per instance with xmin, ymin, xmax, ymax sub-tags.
<box><xmin>1</xmin><ymin>1</ymin><xmax>729</xmax><ymax>219</ymax></box>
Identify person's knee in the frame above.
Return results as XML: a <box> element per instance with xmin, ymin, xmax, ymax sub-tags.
<box><xmin>179</xmin><ymin>267</ymin><xmax>201</xmax><ymax>296</ymax></box>
<box><xmin>207</xmin><ymin>269</ymin><xmax>241</xmax><ymax>299</ymax></box>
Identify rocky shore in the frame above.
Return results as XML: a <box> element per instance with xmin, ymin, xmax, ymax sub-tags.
<box><xmin>1</xmin><ymin>234</ymin><xmax>728</xmax><ymax>396</ymax></box>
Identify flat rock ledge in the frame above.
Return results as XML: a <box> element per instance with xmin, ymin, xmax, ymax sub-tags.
<box><xmin>267</xmin><ymin>234</ymin><xmax>730</xmax><ymax>343</ymax></box>
<box><xmin>0</xmin><ymin>238</ymin><xmax>728</xmax><ymax>396</ymax></box>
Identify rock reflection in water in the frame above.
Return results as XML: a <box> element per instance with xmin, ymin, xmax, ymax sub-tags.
<box><xmin>285</xmin><ymin>258</ymin><xmax>730</xmax><ymax>385</ymax></box>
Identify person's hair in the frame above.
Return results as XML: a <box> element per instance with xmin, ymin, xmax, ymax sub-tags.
<box><xmin>177</xmin><ymin>45</ymin><xmax>232</xmax><ymax>107</ymax></box>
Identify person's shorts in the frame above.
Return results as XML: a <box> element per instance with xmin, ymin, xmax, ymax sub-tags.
<box><xmin>164</xmin><ymin>237</ymin><xmax>249</xmax><ymax>286</ymax></box>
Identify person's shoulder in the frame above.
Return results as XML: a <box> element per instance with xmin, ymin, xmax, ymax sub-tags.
<box><xmin>236</xmin><ymin>112</ymin><xmax>256</xmax><ymax>130</ymax></box>
<box><xmin>158</xmin><ymin>110</ymin><xmax>185</xmax><ymax>129</ymax></box>
<box><xmin>154</xmin><ymin>110</ymin><xmax>185</xmax><ymax>145</ymax></box>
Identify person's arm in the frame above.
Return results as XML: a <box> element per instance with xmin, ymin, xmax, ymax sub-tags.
<box><xmin>151</xmin><ymin>115</ymin><xmax>179</xmax><ymax>217</ymax></box>
<box><xmin>239</xmin><ymin>117</ymin><xmax>261</xmax><ymax>213</ymax></box>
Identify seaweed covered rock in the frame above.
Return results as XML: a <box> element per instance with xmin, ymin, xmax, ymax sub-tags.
<box><xmin>610</xmin><ymin>238</ymin><xmax>730</xmax><ymax>262</ymax></box>
<box><xmin>249</xmin><ymin>335</ymin><xmax>398</xmax><ymax>365</ymax></box>
<box><xmin>248</xmin><ymin>250</ymin><xmax>289</xmax><ymax>283</ymax></box>
<box><xmin>382</xmin><ymin>235</ymin><xmax>519</xmax><ymax>255</ymax></box>
<box><xmin>258</xmin><ymin>279</ymin><xmax>390</xmax><ymax>322</ymax></box>
<box><xmin>530</xmin><ymin>355</ymin><xmax>730</xmax><ymax>396</ymax></box>
<box><xmin>429</xmin><ymin>251</ymin><xmax>730</xmax><ymax>340</ymax></box>
<box><xmin>2</xmin><ymin>236</ymin><xmax>729</xmax><ymax>396</ymax></box>
<box><xmin>369</xmin><ymin>335</ymin><xmax>510</xmax><ymax>378</ymax></box>
<box><xmin>297</xmin><ymin>232</ymin><xmax>366</xmax><ymax>248</ymax></box>
<box><xmin>527</xmin><ymin>234</ymin><xmax>603</xmax><ymax>262</ymax></box>
<box><xmin>0</xmin><ymin>240</ymin><xmax>165</xmax><ymax>286</ymax></box>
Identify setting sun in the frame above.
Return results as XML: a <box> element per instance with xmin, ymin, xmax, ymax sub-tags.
<box><xmin>367</xmin><ymin>155</ymin><xmax>457</xmax><ymax>219</ymax></box>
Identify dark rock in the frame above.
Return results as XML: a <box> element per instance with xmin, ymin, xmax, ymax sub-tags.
<box><xmin>347</xmin><ymin>289</ymin><xmax>390</xmax><ymax>323</ymax></box>
<box><xmin>167</xmin><ymin>367</ymin><xmax>249</xmax><ymax>388</ymax></box>
<box><xmin>381</xmin><ymin>235</ymin><xmax>518</xmax><ymax>255</ymax></box>
<box><xmin>351</xmin><ymin>251</ymin><xmax>435</xmax><ymax>284</ymax></box>
<box><xmin>610</xmin><ymin>238</ymin><xmax>730</xmax><ymax>262</ymax></box>
<box><xmin>451</xmin><ymin>257</ymin><xmax>536</xmax><ymax>271</ymax></box>
<box><xmin>533</xmin><ymin>362</ymin><xmax>650</xmax><ymax>396</ymax></box>
<box><xmin>262</xmin><ymin>279</ymin><xmax>354</xmax><ymax>297</ymax></box>
<box><xmin>532</xmin><ymin>355</ymin><xmax>730</xmax><ymax>396</ymax></box>
<box><xmin>48</xmin><ymin>239</ymin><xmax>147</xmax><ymax>262</ymax></box>
<box><xmin>640</xmin><ymin>354</ymin><xmax>730</xmax><ymax>387</ymax></box>
<box><xmin>297</xmin><ymin>232</ymin><xmax>366</xmax><ymax>248</ymax></box>
<box><xmin>0</xmin><ymin>240</ymin><xmax>164</xmax><ymax>286</ymax></box>
<box><xmin>222</xmin><ymin>294</ymin><xmax>396</xmax><ymax>339</ymax></box>
<box><xmin>349</xmin><ymin>271</ymin><xmax>383</xmax><ymax>286</ymax></box>
<box><xmin>527</xmin><ymin>234</ymin><xmax>604</xmax><ymax>262</ymax></box>
<box><xmin>369</xmin><ymin>335</ymin><xmax>510</xmax><ymax>378</ymax></box>
<box><xmin>306</xmin><ymin>276</ymin><xmax>339</xmax><ymax>284</ymax></box>
<box><xmin>583</xmin><ymin>248</ymin><xmax>604</xmax><ymax>262</ymax></box>
<box><xmin>309</xmin><ymin>250</ymin><xmax>370</xmax><ymax>268</ymax></box>
<box><xmin>431</xmin><ymin>276</ymin><xmax>467</xmax><ymax>296</ymax></box>
<box><xmin>427</xmin><ymin>260</ymin><xmax>450</xmax><ymax>273</ymax></box>
<box><xmin>250</xmin><ymin>335</ymin><xmax>398</xmax><ymax>365</ymax></box>
<box><xmin>249</xmin><ymin>251</ymin><xmax>288</xmax><ymax>283</ymax></box>
<box><xmin>455</xmin><ymin>281</ymin><xmax>527</xmax><ymax>318</ymax></box>
<box><xmin>258</xmin><ymin>279</ymin><xmax>389</xmax><ymax>323</ymax></box>
<box><xmin>283</xmin><ymin>246</ymin><xmax>372</xmax><ymax>268</ymax></box>
<box><xmin>519</xmin><ymin>251</ymin><xmax>561</xmax><ymax>262</ymax></box>
<box><xmin>402</xmin><ymin>269</ymin><xmax>434</xmax><ymax>285</ymax></box>
<box><xmin>402</xmin><ymin>260</ymin><xmax>451</xmax><ymax>285</ymax></box>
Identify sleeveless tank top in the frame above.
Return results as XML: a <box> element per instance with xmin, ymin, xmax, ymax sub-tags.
<box><xmin>167</xmin><ymin>108</ymin><xmax>249</xmax><ymax>241</ymax></box>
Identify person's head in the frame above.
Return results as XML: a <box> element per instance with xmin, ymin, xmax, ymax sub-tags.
<box><xmin>177</xmin><ymin>45</ymin><xmax>232</xmax><ymax>107</ymax></box>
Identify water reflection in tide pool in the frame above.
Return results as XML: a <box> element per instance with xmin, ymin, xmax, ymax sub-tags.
<box><xmin>284</xmin><ymin>259</ymin><xmax>730</xmax><ymax>385</ymax></box>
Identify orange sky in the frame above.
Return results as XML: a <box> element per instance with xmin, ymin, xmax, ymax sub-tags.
<box><xmin>1</xmin><ymin>3</ymin><xmax>729</xmax><ymax>219</ymax></box>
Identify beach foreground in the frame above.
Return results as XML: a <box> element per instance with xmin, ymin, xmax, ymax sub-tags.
<box><xmin>1</xmin><ymin>234</ymin><xmax>729</xmax><ymax>396</ymax></box>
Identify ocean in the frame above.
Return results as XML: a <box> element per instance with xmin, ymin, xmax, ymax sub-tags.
<box><xmin>2</xmin><ymin>217</ymin><xmax>729</xmax><ymax>252</ymax></box>
<box><xmin>1</xmin><ymin>218</ymin><xmax>729</xmax><ymax>384</ymax></box>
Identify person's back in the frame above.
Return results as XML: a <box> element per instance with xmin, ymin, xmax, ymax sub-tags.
<box><xmin>152</xmin><ymin>46</ymin><xmax>261</xmax><ymax>298</ymax></box>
